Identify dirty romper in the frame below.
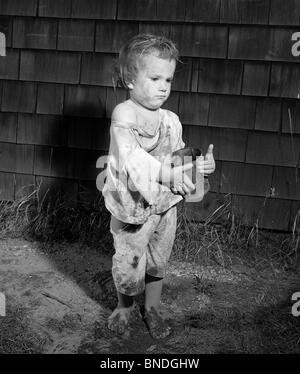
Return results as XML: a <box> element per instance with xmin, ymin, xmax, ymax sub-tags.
<box><xmin>102</xmin><ymin>104</ymin><xmax>186</xmax><ymax>296</ymax></box>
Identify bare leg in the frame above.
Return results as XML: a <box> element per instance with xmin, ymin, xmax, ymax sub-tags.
<box><xmin>144</xmin><ymin>274</ymin><xmax>171</xmax><ymax>339</ymax></box>
<box><xmin>117</xmin><ymin>291</ymin><xmax>134</xmax><ymax>308</ymax></box>
<box><xmin>107</xmin><ymin>292</ymin><xmax>135</xmax><ymax>334</ymax></box>
<box><xmin>145</xmin><ymin>274</ymin><xmax>163</xmax><ymax>310</ymax></box>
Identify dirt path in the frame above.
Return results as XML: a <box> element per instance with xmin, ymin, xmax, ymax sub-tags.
<box><xmin>0</xmin><ymin>238</ymin><xmax>299</xmax><ymax>354</ymax></box>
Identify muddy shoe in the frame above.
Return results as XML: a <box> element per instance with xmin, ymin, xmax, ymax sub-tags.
<box><xmin>107</xmin><ymin>304</ymin><xmax>137</xmax><ymax>335</ymax></box>
<box><xmin>143</xmin><ymin>307</ymin><xmax>171</xmax><ymax>339</ymax></box>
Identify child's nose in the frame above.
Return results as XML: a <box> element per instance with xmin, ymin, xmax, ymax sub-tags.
<box><xmin>159</xmin><ymin>82</ymin><xmax>167</xmax><ymax>91</ymax></box>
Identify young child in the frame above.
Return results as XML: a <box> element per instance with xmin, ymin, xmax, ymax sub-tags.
<box><xmin>101</xmin><ymin>34</ymin><xmax>216</xmax><ymax>339</ymax></box>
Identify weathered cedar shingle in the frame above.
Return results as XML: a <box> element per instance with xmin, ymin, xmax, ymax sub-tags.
<box><xmin>269</xmin><ymin>0</ymin><xmax>300</xmax><ymax>26</ymax></box>
<box><xmin>13</xmin><ymin>17</ymin><xmax>57</xmax><ymax>50</ymax></box>
<box><xmin>33</xmin><ymin>146</ymin><xmax>53</xmax><ymax>176</ymax></box>
<box><xmin>81</xmin><ymin>53</ymin><xmax>116</xmax><ymax>87</ymax></box>
<box><xmin>197</xmin><ymin>59</ymin><xmax>243</xmax><ymax>95</ymax></box>
<box><xmin>185</xmin><ymin>0</ymin><xmax>221</xmax><ymax>22</ymax></box>
<box><xmin>272</xmin><ymin>166</ymin><xmax>300</xmax><ymax>200</ymax></box>
<box><xmin>161</xmin><ymin>91</ymin><xmax>180</xmax><ymax>114</ymax></box>
<box><xmin>67</xmin><ymin>116</ymin><xmax>94</xmax><ymax>149</ymax></box>
<box><xmin>242</xmin><ymin>62</ymin><xmax>270</xmax><ymax>96</ymax></box>
<box><xmin>17</xmin><ymin>114</ymin><xmax>67</xmax><ymax>147</ymax></box>
<box><xmin>138</xmin><ymin>22</ymin><xmax>170</xmax><ymax>38</ymax></box>
<box><xmin>218</xmin><ymin>128</ymin><xmax>248</xmax><ymax>162</ymax></box>
<box><xmin>0</xmin><ymin>16</ymin><xmax>12</xmax><ymax>47</ymax></box>
<box><xmin>172</xmin><ymin>57</ymin><xmax>193</xmax><ymax>92</ymax></box>
<box><xmin>74</xmin><ymin>148</ymin><xmax>100</xmax><ymax>180</ymax></box>
<box><xmin>178</xmin><ymin>92</ymin><xmax>209</xmax><ymax>126</ymax></box>
<box><xmin>255</xmin><ymin>97</ymin><xmax>282</xmax><ymax>132</ymax></box>
<box><xmin>270</xmin><ymin>63</ymin><xmax>300</xmax><ymax>98</ymax></box>
<box><xmin>220</xmin><ymin>0</ymin><xmax>270</xmax><ymax>24</ymax></box>
<box><xmin>0</xmin><ymin>0</ymin><xmax>37</xmax><ymax>16</ymax></box>
<box><xmin>246</xmin><ymin>132</ymin><xmax>300</xmax><ymax>167</ymax></box>
<box><xmin>64</xmin><ymin>85</ymin><xmax>107</xmax><ymax>118</ymax></box>
<box><xmin>96</xmin><ymin>21</ymin><xmax>139</xmax><ymax>53</ymax></box>
<box><xmin>229</xmin><ymin>26</ymin><xmax>299</xmax><ymax>62</ymax></box>
<box><xmin>210</xmin><ymin>160</ymin><xmax>222</xmax><ymax>193</ymax></box>
<box><xmin>16</xmin><ymin>144</ymin><xmax>35</xmax><ymax>174</ymax></box>
<box><xmin>58</xmin><ymin>19</ymin><xmax>95</xmax><ymax>52</ymax></box>
<box><xmin>90</xmin><ymin>119</ymin><xmax>110</xmax><ymax>151</ymax></box>
<box><xmin>117</xmin><ymin>0</ymin><xmax>156</xmax><ymax>20</ymax></box>
<box><xmin>15</xmin><ymin>174</ymin><xmax>35</xmax><ymax>200</ymax></box>
<box><xmin>282</xmin><ymin>100</ymin><xmax>300</xmax><ymax>134</ymax></box>
<box><xmin>72</xmin><ymin>0</ymin><xmax>117</xmax><ymax>19</ymax></box>
<box><xmin>170</xmin><ymin>24</ymin><xmax>227</xmax><ymax>58</ymax></box>
<box><xmin>106</xmin><ymin>87</ymin><xmax>128</xmax><ymax>118</ymax></box>
<box><xmin>208</xmin><ymin>95</ymin><xmax>256</xmax><ymax>129</ymax></box>
<box><xmin>0</xmin><ymin>171</ymin><xmax>14</xmax><ymax>200</ymax></box>
<box><xmin>0</xmin><ymin>113</ymin><xmax>17</xmax><ymax>142</ymax></box>
<box><xmin>0</xmin><ymin>142</ymin><xmax>34</xmax><ymax>174</ymax></box>
<box><xmin>190</xmin><ymin>59</ymin><xmax>200</xmax><ymax>92</ymax></box>
<box><xmin>0</xmin><ymin>49</ymin><xmax>19</xmax><ymax>79</ymax></box>
<box><xmin>36</xmin><ymin>83</ymin><xmax>64</xmax><ymax>115</ymax></box>
<box><xmin>20</xmin><ymin>50</ymin><xmax>81</xmax><ymax>84</ymax></box>
<box><xmin>232</xmin><ymin>195</ymin><xmax>291</xmax><ymax>231</ymax></box>
<box><xmin>34</xmin><ymin>145</ymin><xmax>77</xmax><ymax>178</ymax></box>
<box><xmin>1</xmin><ymin>81</ymin><xmax>37</xmax><ymax>113</ymax></box>
<box><xmin>39</xmin><ymin>0</ymin><xmax>72</xmax><ymax>18</ymax></box>
<box><xmin>220</xmin><ymin>161</ymin><xmax>273</xmax><ymax>196</ymax></box>
<box><xmin>156</xmin><ymin>0</ymin><xmax>187</xmax><ymax>22</ymax></box>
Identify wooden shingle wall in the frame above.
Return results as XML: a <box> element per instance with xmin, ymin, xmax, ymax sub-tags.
<box><xmin>0</xmin><ymin>0</ymin><xmax>300</xmax><ymax>231</ymax></box>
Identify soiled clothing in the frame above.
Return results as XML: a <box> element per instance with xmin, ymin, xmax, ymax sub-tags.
<box><xmin>102</xmin><ymin>102</ymin><xmax>185</xmax><ymax>225</ymax></box>
<box><xmin>110</xmin><ymin>205</ymin><xmax>177</xmax><ymax>296</ymax></box>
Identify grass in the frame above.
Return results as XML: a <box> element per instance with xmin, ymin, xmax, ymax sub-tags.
<box><xmin>0</xmin><ymin>183</ymin><xmax>112</xmax><ymax>253</ymax></box>
<box><xmin>1</xmin><ymin>184</ymin><xmax>299</xmax><ymax>272</ymax></box>
<box><xmin>0</xmin><ymin>299</ymin><xmax>49</xmax><ymax>354</ymax></box>
<box><xmin>174</xmin><ymin>195</ymin><xmax>300</xmax><ymax>273</ymax></box>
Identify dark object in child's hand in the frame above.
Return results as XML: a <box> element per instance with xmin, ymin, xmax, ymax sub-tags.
<box><xmin>171</xmin><ymin>147</ymin><xmax>202</xmax><ymax>184</ymax></box>
<box><xmin>172</xmin><ymin>147</ymin><xmax>202</xmax><ymax>163</ymax></box>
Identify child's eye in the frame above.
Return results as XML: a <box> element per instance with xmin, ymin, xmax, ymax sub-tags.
<box><xmin>151</xmin><ymin>77</ymin><xmax>159</xmax><ymax>81</ymax></box>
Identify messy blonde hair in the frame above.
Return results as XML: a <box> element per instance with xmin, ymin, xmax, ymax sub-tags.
<box><xmin>115</xmin><ymin>33</ymin><xmax>179</xmax><ymax>89</ymax></box>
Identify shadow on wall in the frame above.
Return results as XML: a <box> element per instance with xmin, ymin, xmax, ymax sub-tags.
<box><xmin>31</xmin><ymin>101</ymin><xmax>111</xmax><ymax>208</ymax></box>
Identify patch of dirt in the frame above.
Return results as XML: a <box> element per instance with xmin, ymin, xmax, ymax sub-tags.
<box><xmin>0</xmin><ymin>238</ymin><xmax>299</xmax><ymax>354</ymax></box>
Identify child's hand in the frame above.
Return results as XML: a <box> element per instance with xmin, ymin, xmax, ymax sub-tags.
<box><xmin>158</xmin><ymin>163</ymin><xmax>195</xmax><ymax>196</ymax></box>
<box><xmin>170</xmin><ymin>164</ymin><xmax>195</xmax><ymax>196</ymax></box>
<box><xmin>196</xmin><ymin>144</ymin><xmax>215</xmax><ymax>176</ymax></box>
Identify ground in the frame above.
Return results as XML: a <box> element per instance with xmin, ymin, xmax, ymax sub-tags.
<box><xmin>0</xmin><ymin>237</ymin><xmax>299</xmax><ymax>354</ymax></box>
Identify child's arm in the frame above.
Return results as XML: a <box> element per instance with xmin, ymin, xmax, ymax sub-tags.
<box><xmin>110</xmin><ymin>103</ymin><xmax>195</xmax><ymax>202</ymax></box>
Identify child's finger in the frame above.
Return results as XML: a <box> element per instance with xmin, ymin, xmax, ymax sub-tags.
<box><xmin>207</xmin><ymin>144</ymin><xmax>214</xmax><ymax>154</ymax></box>
<box><xmin>182</xmin><ymin>184</ymin><xmax>192</xmax><ymax>195</ymax></box>
<box><xmin>180</xmin><ymin>162</ymin><xmax>194</xmax><ymax>172</ymax></box>
<box><xmin>183</xmin><ymin>175</ymin><xmax>195</xmax><ymax>190</ymax></box>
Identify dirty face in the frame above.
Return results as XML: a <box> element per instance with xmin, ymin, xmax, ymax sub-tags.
<box><xmin>128</xmin><ymin>54</ymin><xmax>176</xmax><ymax>111</ymax></box>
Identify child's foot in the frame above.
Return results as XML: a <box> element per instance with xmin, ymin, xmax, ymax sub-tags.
<box><xmin>143</xmin><ymin>306</ymin><xmax>171</xmax><ymax>339</ymax></box>
<box><xmin>107</xmin><ymin>305</ymin><xmax>135</xmax><ymax>335</ymax></box>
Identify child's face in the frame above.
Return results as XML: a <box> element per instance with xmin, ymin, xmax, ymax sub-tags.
<box><xmin>128</xmin><ymin>54</ymin><xmax>176</xmax><ymax>110</ymax></box>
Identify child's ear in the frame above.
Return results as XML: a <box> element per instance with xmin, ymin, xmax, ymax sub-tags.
<box><xmin>127</xmin><ymin>81</ymin><xmax>134</xmax><ymax>89</ymax></box>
